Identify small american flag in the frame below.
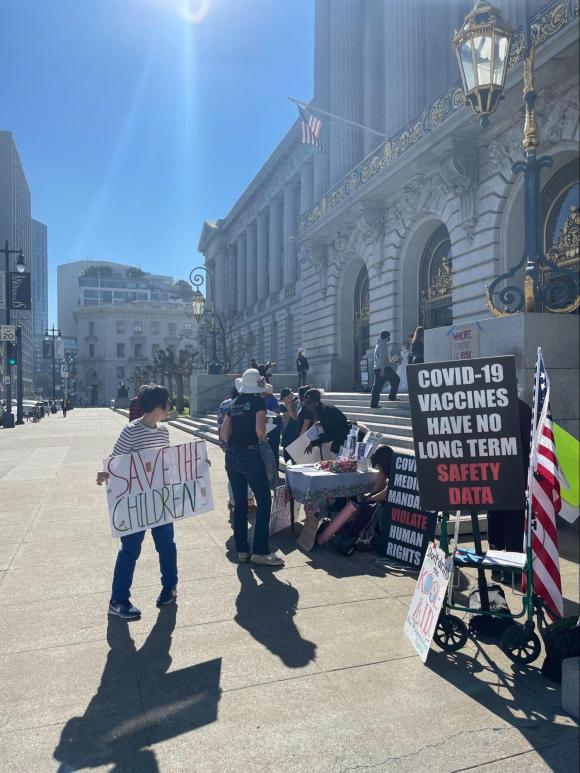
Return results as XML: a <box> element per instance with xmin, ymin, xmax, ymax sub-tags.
<box><xmin>523</xmin><ymin>350</ymin><xmax>563</xmax><ymax>619</ymax></box>
<box><xmin>298</xmin><ymin>105</ymin><xmax>323</xmax><ymax>149</ymax></box>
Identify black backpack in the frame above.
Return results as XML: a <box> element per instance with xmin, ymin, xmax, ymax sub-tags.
<box><xmin>468</xmin><ymin>583</ymin><xmax>512</xmax><ymax>638</ymax></box>
<box><xmin>332</xmin><ymin>502</ymin><xmax>378</xmax><ymax>557</ymax></box>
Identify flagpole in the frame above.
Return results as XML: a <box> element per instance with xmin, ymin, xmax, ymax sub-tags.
<box><xmin>525</xmin><ymin>347</ymin><xmax>542</xmax><ymax>595</ymax></box>
<box><xmin>289</xmin><ymin>97</ymin><xmax>389</xmax><ymax>140</ymax></box>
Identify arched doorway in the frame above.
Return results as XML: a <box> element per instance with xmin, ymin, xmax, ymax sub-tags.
<box><xmin>541</xmin><ymin>160</ymin><xmax>579</xmax><ymax>312</ymax></box>
<box><xmin>353</xmin><ymin>265</ymin><xmax>370</xmax><ymax>387</ymax></box>
<box><xmin>419</xmin><ymin>224</ymin><xmax>453</xmax><ymax>329</ymax></box>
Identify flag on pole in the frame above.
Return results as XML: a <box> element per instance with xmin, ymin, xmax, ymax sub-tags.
<box><xmin>523</xmin><ymin>350</ymin><xmax>564</xmax><ymax>619</ymax></box>
<box><xmin>298</xmin><ymin>105</ymin><xmax>323</xmax><ymax>149</ymax></box>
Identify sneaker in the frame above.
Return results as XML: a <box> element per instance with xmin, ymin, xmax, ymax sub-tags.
<box><xmin>156</xmin><ymin>587</ymin><xmax>177</xmax><ymax>607</ymax></box>
<box><xmin>250</xmin><ymin>552</ymin><xmax>285</xmax><ymax>567</ymax></box>
<box><xmin>388</xmin><ymin>396</ymin><xmax>398</xmax><ymax>401</ymax></box>
<box><xmin>237</xmin><ymin>552</ymin><xmax>251</xmax><ymax>563</ymax></box>
<box><xmin>108</xmin><ymin>600</ymin><xmax>141</xmax><ymax>620</ymax></box>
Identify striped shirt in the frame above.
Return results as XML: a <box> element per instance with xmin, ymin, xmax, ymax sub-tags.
<box><xmin>111</xmin><ymin>419</ymin><xmax>170</xmax><ymax>457</ymax></box>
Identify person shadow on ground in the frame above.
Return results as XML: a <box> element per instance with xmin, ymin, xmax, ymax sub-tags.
<box><xmin>53</xmin><ymin>605</ymin><xmax>222</xmax><ymax>772</ymax></box>
<box><xmin>235</xmin><ymin>565</ymin><xmax>317</xmax><ymax>669</ymax></box>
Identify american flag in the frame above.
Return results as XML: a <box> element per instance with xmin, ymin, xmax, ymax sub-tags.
<box><xmin>298</xmin><ymin>105</ymin><xmax>323</xmax><ymax>149</ymax></box>
<box><xmin>523</xmin><ymin>350</ymin><xmax>563</xmax><ymax>619</ymax></box>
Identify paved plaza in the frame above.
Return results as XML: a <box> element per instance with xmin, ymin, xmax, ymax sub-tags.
<box><xmin>0</xmin><ymin>408</ymin><xmax>578</xmax><ymax>772</ymax></box>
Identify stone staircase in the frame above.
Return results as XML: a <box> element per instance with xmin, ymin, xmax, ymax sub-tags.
<box><xmin>169</xmin><ymin>392</ymin><xmax>415</xmax><ymax>459</ymax></box>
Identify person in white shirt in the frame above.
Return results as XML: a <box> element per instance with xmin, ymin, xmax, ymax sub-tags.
<box><xmin>370</xmin><ymin>331</ymin><xmax>400</xmax><ymax>408</ymax></box>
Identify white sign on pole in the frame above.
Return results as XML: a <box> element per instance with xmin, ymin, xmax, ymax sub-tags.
<box><xmin>54</xmin><ymin>340</ymin><xmax>65</xmax><ymax>360</ymax></box>
<box><xmin>0</xmin><ymin>271</ymin><xmax>5</xmax><ymax>310</ymax></box>
<box><xmin>404</xmin><ymin>542</ymin><xmax>453</xmax><ymax>663</ymax></box>
<box><xmin>104</xmin><ymin>440</ymin><xmax>214</xmax><ymax>538</ymax></box>
<box><xmin>3</xmin><ymin>375</ymin><xmax>10</xmax><ymax>385</ymax></box>
<box><xmin>61</xmin><ymin>365</ymin><xmax>69</xmax><ymax>377</ymax></box>
<box><xmin>450</xmin><ymin>323</ymin><xmax>480</xmax><ymax>361</ymax></box>
<box><xmin>0</xmin><ymin>325</ymin><xmax>16</xmax><ymax>341</ymax></box>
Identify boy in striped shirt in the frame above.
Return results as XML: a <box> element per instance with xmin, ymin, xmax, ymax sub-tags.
<box><xmin>97</xmin><ymin>384</ymin><xmax>177</xmax><ymax>620</ymax></box>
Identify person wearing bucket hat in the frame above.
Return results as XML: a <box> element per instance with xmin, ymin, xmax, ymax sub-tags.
<box><xmin>220</xmin><ymin>369</ymin><xmax>284</xmax><ymax>567</ymax></box>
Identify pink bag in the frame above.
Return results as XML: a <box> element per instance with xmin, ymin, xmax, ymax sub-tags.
<box><xmin>317</xmin><ymin>501</ymin><xmax>359</xmax><ymax>546</ymax></box>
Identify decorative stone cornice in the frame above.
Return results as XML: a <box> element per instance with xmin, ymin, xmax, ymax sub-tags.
<box><xmin>439</xmin><ymin>143</ymin><xmax>479</xmax><ymax>236</ymax></box>
<box><xmin>300</xmin><ymin>240</ymin><xmax>329</xmax><ymax>297</ymax></box>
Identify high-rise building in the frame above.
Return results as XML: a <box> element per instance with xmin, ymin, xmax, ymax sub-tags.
<box><xmin>57</xmin><ymin>260</ymin><xmax>197</xmax><ymax>405</ymax></box>
<box><xmin>31</xmin><ymin>219</ymin><xmax>49</xmax><ymax>394</ymax></box>
<box><xmin>0</xmin><ymin>130</ymin><xmax>33</xmax><ymax>399</ymax></box>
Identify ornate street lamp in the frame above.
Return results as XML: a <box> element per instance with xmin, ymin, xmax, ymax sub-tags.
<box><xmin>455</xmin><ymin>2</ymin><xmax>579</xmax><ymax>314</ymax></box>
<box><xmin>188</xmin><ymin>266</ymin><xmax>221</xmax><ymax>374</ymax></box>
<box><xmin>453</xmin><ymin>2</ymin><xmax>513</xmax><ymax>128</ymax></box>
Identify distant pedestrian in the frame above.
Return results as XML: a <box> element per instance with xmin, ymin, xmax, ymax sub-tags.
<box><xmin>370</xmin><ymin>331</ymin><xmax>400</xmax><ymax>407</ymax></box>
<box><xmin>410</xmin><ymin>326</ymin><xmax>424</xmax><ymax>364</ymax></box>
<box><xmin>97</xmin><ymin>384</ymin><xmax>178</xmax><ymax>620</ymax></box>
<box><xmin>61</xmin><ymin>398</ymin><xmax>68</xmax><ymax>417</ymax></box>
<box><xmin>296</xmin><ymin>349</ymin><xmax>309</xmax><ymax>388</ymax></box>
<box><xmin>128</xmin><ymin>394</ymin><xmax>144</xmax><ymax>422</ymax></box>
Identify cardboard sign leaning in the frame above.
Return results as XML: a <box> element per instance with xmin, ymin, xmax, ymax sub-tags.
<box><xmin>270</xmin><ymin>485</ymin><xmax>294</xmax><ymax>535</ymax></box>
<box><xmin>404</xmin><ymin>542</ymin><xmax>453</xmax><ymax>663</ymax></box>
<box><xmin>104</xmin><ymin>440</ymin><xmax>214</xmax><ymax>538</ymax></box>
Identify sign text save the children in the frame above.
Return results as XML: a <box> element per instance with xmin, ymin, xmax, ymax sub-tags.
<box><xmin>105</xmin><ymin>440</ymin><xmax>214</xmax><ymax>538</ymax></box>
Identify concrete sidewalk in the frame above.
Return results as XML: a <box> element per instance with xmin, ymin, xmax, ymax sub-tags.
<box><xmin>0</xmin><ymin>409</ymin><xmax>578</xmax><ymax>772</ymax></box>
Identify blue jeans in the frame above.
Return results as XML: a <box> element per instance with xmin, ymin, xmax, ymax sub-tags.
<box><xmin>111</xmin><ymin>524</ymin><xmax>177</xmax><ymax>603</ymax></box>
<box><xmin>226</xmin><ymin>445</ymin><xmax>271</xmax><ymax>555</ymax></box>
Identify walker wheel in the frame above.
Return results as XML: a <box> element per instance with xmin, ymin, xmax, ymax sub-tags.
<box><xmin>500</xmin><ymin>624</ymin><xmax>542</xmax><ymax>665</ymax></box>
<box><xmin>433</xmin><ymin>614</ymin><xmax>469</xmax><ymax>652</ymax></box>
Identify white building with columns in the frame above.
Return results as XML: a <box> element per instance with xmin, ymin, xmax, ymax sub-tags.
<box><xmin>198</xmin><ymin>0</ymin><xmax>579</xmax><ymax>422</ymax></box>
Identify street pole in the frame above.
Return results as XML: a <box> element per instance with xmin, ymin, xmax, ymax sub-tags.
<box><xmin>2</xmin><ymin>240</ymin><xmax>24</xmax><ymax>429</ymax></box>
<box><xmin>52</xmin><ymin>339</ymin><xmax>56</xmax><ymax>403</ymax></box>
<box><xmin>15</xmin><ymin>326</ymin><xmax>23</xmax><ymax>425</ymax></box>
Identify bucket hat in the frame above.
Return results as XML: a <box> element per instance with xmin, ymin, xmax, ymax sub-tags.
<box><xmin>235</xmin><ymin>368</ymin><xmax>273</xmax><ymax>395</ymax></box>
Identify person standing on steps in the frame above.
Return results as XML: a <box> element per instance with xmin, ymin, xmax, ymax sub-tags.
<box><xmin>61</xmin><ymin>398</ymin><xmax>68</xmax><ymax>417</ymax></box>
<box><xmin>370</xmin><ymin>331</ymin><xmax>400</xmax><ymax>408</ymax></box>
<box><xmin>296</xmin><ymin>348</ymin><xmax>309</xmax><ymax>388</ymax></box>
<box><xmin>96</xmin><ymin>384</ymin><xmax>178</xmax><ymax>620</ymax></box>
<box><xmin>410</xmin><ymin>325</ymin><xmax>424</xmax><ymax>364</ymax></box>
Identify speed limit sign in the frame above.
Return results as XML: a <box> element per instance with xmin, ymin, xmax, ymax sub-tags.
<box><xmin>0</xmin><ymin>325</ymin><xmax>16</xmax><ymax>342</ymax></box>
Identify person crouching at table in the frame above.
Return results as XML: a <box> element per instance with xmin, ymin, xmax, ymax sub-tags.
<box><xmin>220</xmin><ymin>369</ymin><xmax>284</xmax><ymax>568</ymax></box>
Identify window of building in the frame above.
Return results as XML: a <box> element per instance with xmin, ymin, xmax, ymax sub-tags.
<box><xmin>117</xmin><ymin>343</ymin><xmax>125</xmax><ymax>357</ymax></box>
<box><xmin>134</xmin><ymin>321</ymin><xmax>143</xmax><ymax>334</ymax></box>
<box><xmin>151</xmin><ymin>321</ymin><xmax>160</xmax><ymax>335</ymax></box>
<box><xmin>88</xmin><ymin>321</ymin><xmax>95</xmax><ymax>335</ymax></box>
<box><xmin>419</xmin><ymin>224</ymin><xmax>453</xmax><ymax>330</ymax></box>
<box><xmin>168</xmin><ymin>322</ymin><xmax>177</xmax><ymax>336</ymax></box>
<box><xmin>89</xmin><ymin>343</ymin><xmax>95</xmax><ymax>358</ymax></box>
<box><xmin>183</xmin><ymin>321</ymin><xmax>193</xmax><ymax>335</ymax></box>
<box><xmin>117</xmin><ymin>366</ymin><xmax>125</xmax><ymax>379</ymax></box>
<box><xmin>116</xmin><ymin>320</ymin><xmax>125</xmax><ymax>334</ymax></box>
<box><xmin>152</xmin><ymin>343</ymin><xmax>160</xmax><ymax>359</ymax></box>
<box><xmin>134</xmin><ymin>343</ymin><xmax>143</xmax><ymax>359</ymax></box>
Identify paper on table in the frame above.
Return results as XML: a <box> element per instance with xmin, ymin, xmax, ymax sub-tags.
<box><xmin>484</xmin><ymin>550</ymin><xmax>526</xmax><ymax>568</ymax></box>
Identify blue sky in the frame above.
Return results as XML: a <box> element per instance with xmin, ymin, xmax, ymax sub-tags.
<box><xmin>0</xmin><ymin>0</ymin><xmax>314</xmax><ymax>323</ymax></box>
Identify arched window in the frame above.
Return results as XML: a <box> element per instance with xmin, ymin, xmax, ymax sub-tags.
<box><xmin>354</xmin><ymin>266</ymin><xmax>370</xmax><ymax>387</ymax></box>
<box><xmin>419</xmin><ymin>224</ymin><xmax>452</xmax><ymax>329</ymax></box>
<box><xmin>541</xmin><ymin>161</ymin><xmax>579</xmax><ymax>313</ymax></box>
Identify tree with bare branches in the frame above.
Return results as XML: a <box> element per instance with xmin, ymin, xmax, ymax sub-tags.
<box><xmin>195</xmin><ymin>310</ymin><xmax>256</xmax><ymax>374</ymax></box>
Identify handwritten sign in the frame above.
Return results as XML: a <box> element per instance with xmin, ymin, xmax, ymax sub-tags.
<box><xmin>270</xmin><ymin>485</ymin><xmax>293</xmax><ymax>535</ymax></box>
<box><xmin>407</xmin><ymin>356</ymin><xmax>525</xmax><ymax>511</ymax></box>
<box><xmin>377</xmin><ymin>453</ymin><xmax>436</xmax><ymax>568</ymax></box>
<box><xmin>105</xmin><ymin>440</ymin><xmax>213</xmax><ymax>538</ymax></box>
<box><xmin>404</xmin><ymin>542</ymin><xmax>453</xmax><ymax>662</ymax></box>
<box><xmin>451</xmin><ymin>323</ymin><xmax>479</xmax><ymax>361</ymax></box>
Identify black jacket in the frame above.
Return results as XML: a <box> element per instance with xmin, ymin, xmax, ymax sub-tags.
<box><xmin>296</xmin><ymin>355</ymin><xmax>309</xmax><ymax>373</ymax></box>
<box><xmin>311</xmin><ymin>403</ymin><xmax>349</xmax><ymax>454</ymax></box>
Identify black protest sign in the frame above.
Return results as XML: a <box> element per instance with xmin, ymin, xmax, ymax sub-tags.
<box><xmin>407</xmin><ymin>355</ymin><xmax>525</xmax><ymax>511</ymax></box>
<box><xmin>378</xmin><ymin>453</ymin><xmax>437</xmax><ymax>568</ymax></box>
<box><xmin>10</xmin><ymin>272</ymin><xmax>32</xmax><ymax>310</ymax></box>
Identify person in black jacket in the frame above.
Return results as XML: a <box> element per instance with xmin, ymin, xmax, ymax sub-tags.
<box><xmin>296</xmin><ymin>349</ymin><xmax>309</xmax><ymax>388</ymax></box>
<box><xmin>302</xmin><ymin>389</ymin><xmax>349</xmax><ymax>456</ymax></box>
<box><xmin>410</xmin><ymin>326</ymin><xmax>424</xmax><ymax>364</ymax></box>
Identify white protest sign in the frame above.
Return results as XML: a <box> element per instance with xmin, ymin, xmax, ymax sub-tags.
<box><xmin>269</xmin><ymin>485</ymin><xmax>293</xmax><ymax>535</ymax></box>
<box><xmin>285</xmin><ymin>432</ymin><xmax>333</xmax><ymax>464</ymax></box>
<box><xmin>104</xmin><ymin>440</ymin><xmax>213</xmax><ymax>538</ymax></box>
<box><xmin>404</xmin><ymin>542</ymin><xmax>453</xmax><ymax>663</ymax></box>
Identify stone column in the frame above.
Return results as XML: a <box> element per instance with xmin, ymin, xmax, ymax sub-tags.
<box><xmin>313</xmin><ymin>0</ymin><xmax>330</xmax><ymax>199</ymax></box>
<box><xmin>300</xmin><ymin>162</ymin><xmax>314</xmax><ymax>215</ymax></box>
<box><xmin>329</xmin><ymin>0</ymin><xmax>363</xmax><ymax>184</ymax></box>
<box><xmin>283</xmin><ymin>183</ymin><xmax>299</xmax><ymax>287</ymax></box>
<box><xmin>269</xmin><ymin>199</ymin><xmax>283</xmax><ymax>295</ymax></box>
<box><xmin>227</xmin><ymin>244</ymin><xmax>237</xmax><ymax>311</ymax></box>
<box><xmin>246</xmin><ymin>223</ymin><xmax>257</xmax><ymax>307</ymax></box>
<box><xmin>363</xmin><ymin>0</ymin><xmax>385</xmax><ymax>157</ymax></box>
<box><xmin>236</xmin><ymin>234</ymin><xmax>247</xmax><ymax>311</ymax></box>
<box><xmin>257</xmin><ymin>212</ymin><xmax>269</xmax><ymax>300</ymax></box>
<box><xmin>384</xmin><ymin>0</ymin><xmax>426</xmax><ymax>137</ymax></box>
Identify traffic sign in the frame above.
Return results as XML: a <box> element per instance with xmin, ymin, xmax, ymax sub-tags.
<box><xmin>61</xmin><ymin>365</ymin><xmax>69</xmax><ymax>377</ymax></box>
<box><xmin>0</xmin><ymin>325</ymin><xmax>16</xmax><ymax>342</ymax></box>
<box><xmin>3</xmin><ymin>376</ymin><xmax>10</xmax><ymax>385</ymax></box>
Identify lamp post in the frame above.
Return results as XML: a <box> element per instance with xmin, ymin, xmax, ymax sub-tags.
<box><xmin>2</xmin><ymin>241</ymin><xmax>25</xmax><ymax>429</ymax></box>
<box><xmin>453</xmin><ymin>1</ymin><xmax>579</xmax><ymax>315</ymax></box>
<box><xmin>189</xmin><ymin>266</ymin><xmax>221</xmax><ymax>374</ymax></box>
<box><xmin>44</xmin><ymin>325</ymin><xmax>62</xmax><ymax>403</ymax></box>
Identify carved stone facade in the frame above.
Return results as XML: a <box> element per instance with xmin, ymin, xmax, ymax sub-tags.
<box><xmin>198</xmin><ymin>0</ymin><xmax>578</xmax><ymax>390</ymax></box>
